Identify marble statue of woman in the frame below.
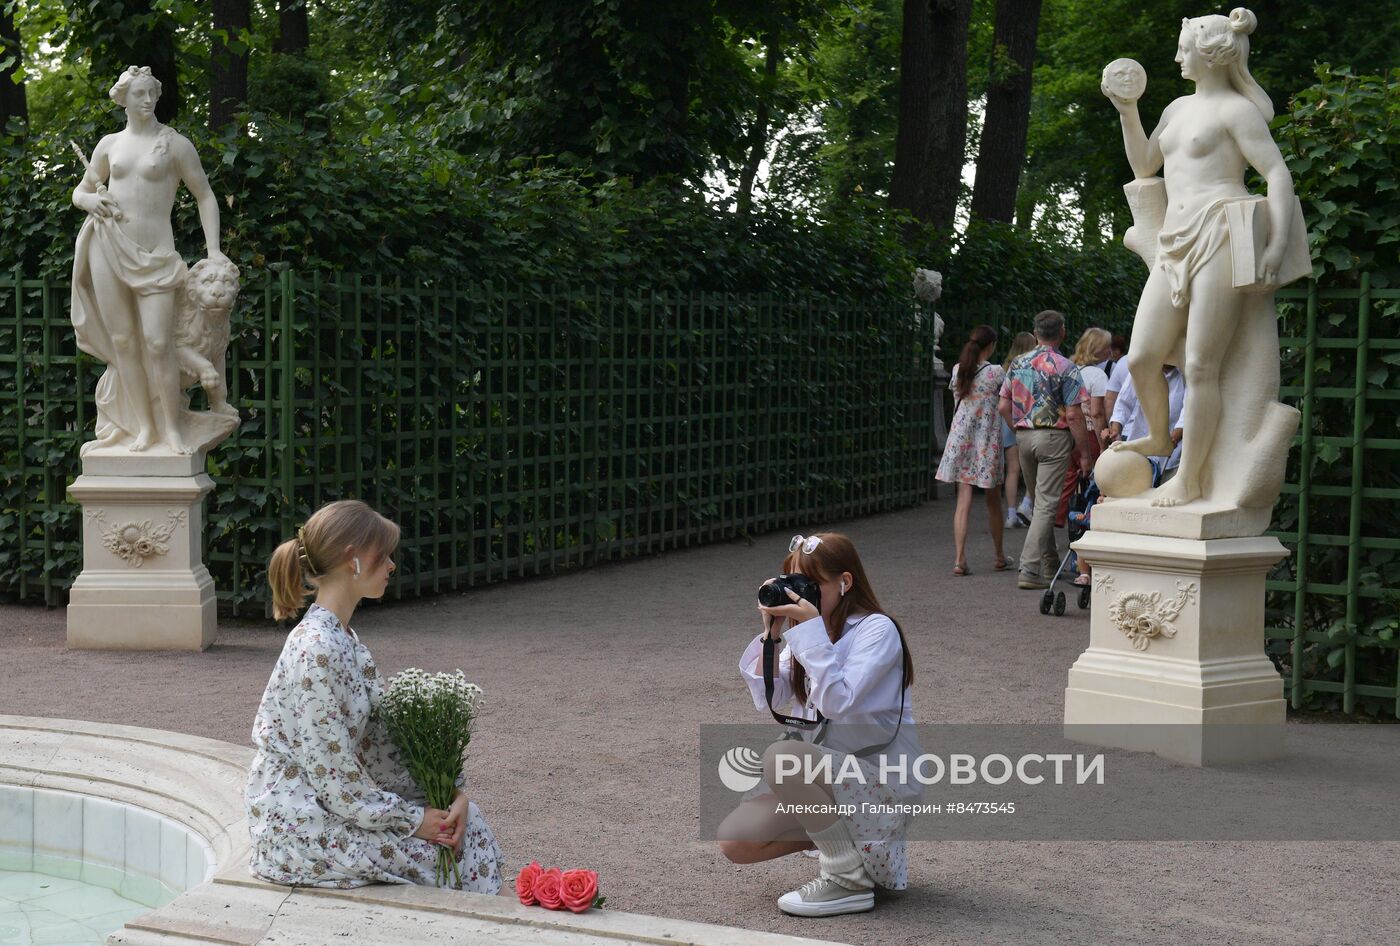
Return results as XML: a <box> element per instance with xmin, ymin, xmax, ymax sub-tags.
<box><xmin>1102</xmin><ymin>9</ymin><xmax>1306</xmax><ymax>517</ymax></box>
<box><xmin>71</xmin><ymin>66</ymin><xmax>239</xmax><ymax>460</ymax></box>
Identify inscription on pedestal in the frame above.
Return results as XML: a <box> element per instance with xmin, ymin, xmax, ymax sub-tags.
<box><xmin>1118</xmin><ymin>509</ymin><xmax>1168</xmax><ymax>526</ymax></box>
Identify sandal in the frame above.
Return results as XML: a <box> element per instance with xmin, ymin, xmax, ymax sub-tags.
<box><xmin>953</xmin><ymin>563</ymin><xmax>971</xmax><ymax>576</ymax></box>
<box><xmin>994</xmin><ymin>557</ymin><xmax>1010</xmax><ymax>571</ymax></box>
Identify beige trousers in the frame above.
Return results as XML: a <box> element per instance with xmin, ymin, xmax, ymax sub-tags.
<box><xmin>1015</xmin><ymin>428</ymin><xmax>1074</xmax><ymax>577</ymax></box>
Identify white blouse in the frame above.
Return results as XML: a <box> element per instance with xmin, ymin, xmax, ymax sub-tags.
<box><xmin>739</xmin><ymin>613</ymin><xmax>922</xmax><ymax>800</ymax></box>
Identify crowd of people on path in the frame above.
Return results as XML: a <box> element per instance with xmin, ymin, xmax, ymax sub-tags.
<box><xmin>935</xmin><ymin>310</ymin><xmax>1188</xmax><ymax>590</ymax></box>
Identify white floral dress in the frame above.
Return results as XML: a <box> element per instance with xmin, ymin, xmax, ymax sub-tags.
<box><xmin>245</xmin><ymin>604</ymin><xmax>505</xmax><ymax>892</ymax></box>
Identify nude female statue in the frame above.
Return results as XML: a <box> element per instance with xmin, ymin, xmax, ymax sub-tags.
<box><xmin>1104</xmin><ymin>9</ymin><xmax>1302</xmax><ymax>510</ymax></box>
<box><xmin>72</xmin><ymin>66</ymin><xmax>231</xmax><ymax>456</ymax></box>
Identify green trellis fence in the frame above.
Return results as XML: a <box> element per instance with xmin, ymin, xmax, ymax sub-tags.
<box><xmin>3</xmin><ymin>268</ymin><xmax>1394</xmax><ymax>715</ymax></box>
<box><xmin>1268</xmin><ymin>276</ymin><xmax>1400</xmax><ymax>717</ymax></box>
<box><xmin>0</xmin><ymin>269</ymin><xmax>936</xmax><ymax>615</ymax></box>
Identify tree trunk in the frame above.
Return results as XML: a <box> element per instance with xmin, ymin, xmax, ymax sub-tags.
<box><xmin>211</xmin><ymin>0</ymin><xmax>250</xmax><ymax>133</ymax></box>
<box><xmin>890</xmin><ymin>0</ymin><xmax>973</xmax><ymax>233</ymax></box>
<box><xmin>276</xmin><ymin>0</ymin><xmax>310</xmax><ymax>54</ymax></box>
<box><xmin>970</xmin><ymin>0</ymin><xmax>1043</xmax><ymax>223</ymax></box>
<box><xmin>736</xmin><ymin>31</ymin><xmax>781</xmax><ymax>217</ymax></box>
<box><xmin>0</xmin><ymin>5</ymin><xmax>26</xmax><ymax>132</ymax></box>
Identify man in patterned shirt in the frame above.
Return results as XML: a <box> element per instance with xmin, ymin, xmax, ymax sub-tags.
<box><xmin>997</xmin><ymin>310</ymin><xmax>1093</xmax><ymax>589</ymax></box>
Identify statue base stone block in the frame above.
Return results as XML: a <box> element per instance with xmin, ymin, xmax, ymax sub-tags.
<box><xmin>66</xmin><ymin>474</ymin><xmax>217</xmax><ymax>651</ymax></box>
<box><xmin>1063</xmin><ymin>529</ymin><xmax>1288</xmax><ymax>766</ymax></box>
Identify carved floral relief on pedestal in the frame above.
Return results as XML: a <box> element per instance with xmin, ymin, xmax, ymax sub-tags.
<box><xmin>1096</xmin><ymin>573</ymin><xmax>1198</xmax><ymax>651</ymax></box>
<box><xmin>86</xmin><ymin>508</ymin><xmax>187</xmax><ymax>567</ymax></box>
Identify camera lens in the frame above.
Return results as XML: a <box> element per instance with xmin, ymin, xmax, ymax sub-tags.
<box><xmin>757</xmin><ymin>580</ymin><xmax>788</xmax><ymax>608</ymax></box>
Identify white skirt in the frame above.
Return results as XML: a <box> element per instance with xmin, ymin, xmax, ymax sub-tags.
<box><xmin>747</xmin><ymin>746</ymin><xmax>915</xmax><ymax>890</ymax></box>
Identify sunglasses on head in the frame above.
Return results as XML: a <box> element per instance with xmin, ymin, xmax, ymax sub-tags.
<box><xmin>788</xmin><ymin>535</ymin><xmax>823</xmax><ymax>554</ymax></box>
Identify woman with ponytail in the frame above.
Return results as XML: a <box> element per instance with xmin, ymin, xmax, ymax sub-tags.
<box><xmin>247</xmin><ymin>500</ymin><xmax>505</xmax><ymax>892</ymax></box>
<box><xmin>1105</xmin><ymin>8</ymin><xmax>1303</xmax><ymax>508</ymax></box>
<box><xmin>935</xmin><ymin>325</ymin><xmax>1007</xmax><ymax>575</ymax></box>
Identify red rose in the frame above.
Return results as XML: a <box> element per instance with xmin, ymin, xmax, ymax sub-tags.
<box><xmin>515</xmin><ymin>861</ymin><xmax>542</xmax><ymax>905</ymax></box>
<box><xmin>559</xmin><ymin>869</ymin><xmax>599</xmax><ymax>913</ymax></box>
<box><xmin>533</xmin><ymin>867</ymin><xmax>564</xmax><ymax>910</ymax></box>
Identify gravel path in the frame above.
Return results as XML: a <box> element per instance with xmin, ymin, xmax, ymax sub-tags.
<box><xmin>1</xmin><ymin>499</ymin><xmax>1391</xmax><ymax>945</ymax></box>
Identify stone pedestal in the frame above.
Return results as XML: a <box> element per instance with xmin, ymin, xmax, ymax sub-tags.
<box><xmin>66</xmin><ymin>474</ymin><xmax>217</xmax><ymax>651</ymax></box>
<box><xmin>1063</xmin><ymin>529</ymin><xmax>1288</xmax><ymax>766</ymax></box>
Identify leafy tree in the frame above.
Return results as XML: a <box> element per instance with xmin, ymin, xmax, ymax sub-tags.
<box><xmin>763</xmin><ymin>0</ymin><xmax>903</xmax><ymax>208</ymax></box>
<box><xmin>1279</xmin><ymin>66</ymin><xmax>1399</xmax><ymax>288</ymax></box>
<box><xmin>62</xmin><ymin>0</ymin><xmax>186</xmax><ymax>122</ymax></box>
<box><xmin>363</xmin><ymin>0</ymin><xmax>763</xmax><ymax>183</ymax></box>
<box><xmin>1</xmin><ymin>1</ymin><xmax>26</xmax><ymax>131</ymax></box>
<box><xmin>729</xmin><ymin>2</ymin><xmax>833</xmax><ymax>216</ymax></box>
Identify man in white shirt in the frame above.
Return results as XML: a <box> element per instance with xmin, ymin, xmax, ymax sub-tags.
<box><xmin>1104</xmin><ymin>356</ymin><xmax>1133</xmax><ymax>424</ymax></box>
<box><xmin>1106</xmin><ymin>365</ymin><xmax>1186</xmax><ymax>474</ymax></box>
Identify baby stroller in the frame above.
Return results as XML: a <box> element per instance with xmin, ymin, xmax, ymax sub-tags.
<box><xmin>1039</xmin><ymin>472</ymin><xmax>1100</xmax><ymax>617</ymax></box>
<box><xmin>1038</xmin><ymin>456</ymin><xmax>1170</xmax><ymax>616</ymax></box>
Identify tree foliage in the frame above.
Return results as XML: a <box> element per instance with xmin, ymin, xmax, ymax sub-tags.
<box><xmin>1277</xmin><ymin>66</ymin><xmax>1399</xmax><ymax>287</ymax></box>
<box><xmin>1023</xmin><ymin>0</ymin><xmax>1399</xmax><ymax>243</ymax></box>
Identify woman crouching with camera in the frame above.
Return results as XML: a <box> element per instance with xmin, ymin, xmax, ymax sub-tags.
<box><xmin>718</xmin><ymin>532</ymin><xmax>919</xmax><ymax>917</ymax></box>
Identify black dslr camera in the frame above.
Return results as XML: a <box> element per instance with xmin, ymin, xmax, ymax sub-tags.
<box><xmin>757</xmin><ymin>573</ymin><xmax>821</xmax><ymax>610</ymax></box>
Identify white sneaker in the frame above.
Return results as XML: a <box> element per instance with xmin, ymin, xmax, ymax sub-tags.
<box><xmin>1016</xmin><ymin>496</ymin><xmax>1033</xmax><ymax>525</ymax></box>
<box><xmin>1004</xmin><ymin>513</ymin><xmax>1020</xmax><ymax>529</ymax></box>
<box><xmin>777</xmin><ymin>876</ymin><xmax>875</xmax><ymax>917</ymax></box>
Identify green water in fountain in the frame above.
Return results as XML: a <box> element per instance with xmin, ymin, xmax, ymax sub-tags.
<box><xmin>0</xmin><ymin>870</ymin><xmax>150</xmax><ymax>946</ymax></box>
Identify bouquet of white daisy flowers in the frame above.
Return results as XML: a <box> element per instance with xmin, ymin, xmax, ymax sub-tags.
<box><xmin>381</xmin><ymin>669</ymin><xmax>484</xmax><ymax>886</ymax></box>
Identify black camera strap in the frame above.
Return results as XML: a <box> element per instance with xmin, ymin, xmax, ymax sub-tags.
<box><xmin>762</xmin><ymin>632</ymin><xmax>826</xmax><ymax>730</ymax></box>
<box><xmin>761</xmin><ymin>616</ymin><xmax>909</xmax><ymax>759</ymax></box>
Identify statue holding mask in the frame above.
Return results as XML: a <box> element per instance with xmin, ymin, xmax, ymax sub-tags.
<box><xmin>1094</xmin><ymin>8</ymin><xmax>1308</xmax><ymax>537</ymax></box>
<box><xmin>1064</xmin><ymin>10</ymin><xmax>1309</xmax><ymax>764</ymax></box>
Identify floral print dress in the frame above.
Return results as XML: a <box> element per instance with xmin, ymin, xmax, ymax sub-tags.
<box><xmin>245</xmin><ymin>604</ymin><xmax>505</xmax><ymax>892</ymax></box>
<box><xmin>936</xmin><ymin>360</ymin><xmax>1006</xmax><ymax>489</ymax></box>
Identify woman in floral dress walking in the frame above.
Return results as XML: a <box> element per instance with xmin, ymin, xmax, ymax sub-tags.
<box><xmin>936</xmin><ymin>325</ymin><xmax>1007</xmax><ymax>574</ymax></box>
<box><xmin>245</xmin><ymin>499</ymin><xmax>505</xmax><ymax>892</ymax></box>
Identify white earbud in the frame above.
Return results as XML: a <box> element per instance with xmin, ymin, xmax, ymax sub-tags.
<box><xmin>839</xmin><ymin>581</ymin><xmax>847</xmax><ymax>596</ymax></box>
<box><xmin>352</xmin><ymin>556</ymin><xmax>361</xmax><ymax>579</ymax></box>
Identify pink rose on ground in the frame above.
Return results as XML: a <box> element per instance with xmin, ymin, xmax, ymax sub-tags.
<box><xmin>533</xmin><ymin>867</ymin><xmax>564</xmax><ymax>910</ymax></box>
<box><xmin>560</xmin><ymin>869</ymin><xmax>600</xmax><ymax>913</ymax></box>
<box><xmin>515</xmin><ymin>861</ymin><xmax>542</xmax><ymax>905</ymax></box>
